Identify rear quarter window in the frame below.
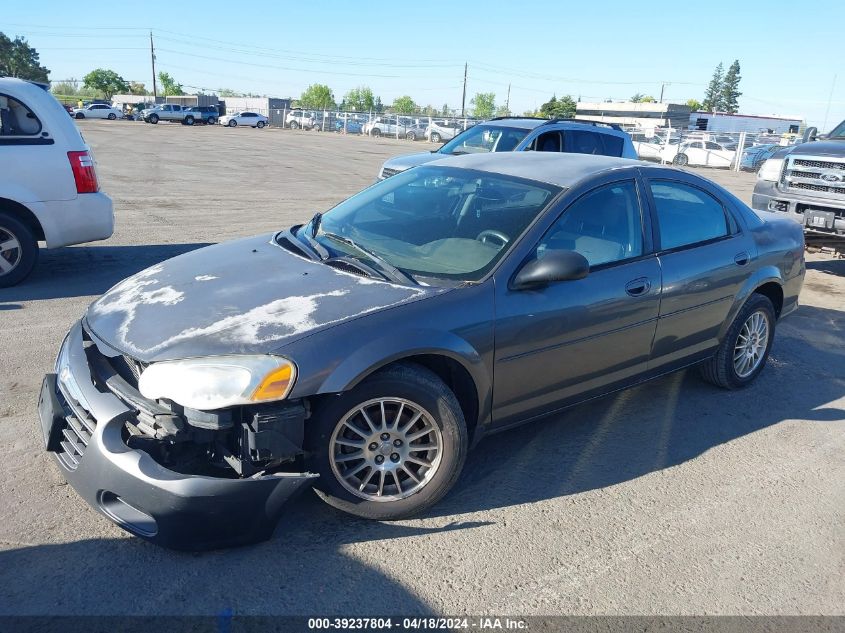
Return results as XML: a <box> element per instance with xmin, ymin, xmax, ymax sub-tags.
<box><xmin>601</xmin><ymin>134</ymin><xmax>624</xmax><ymax>157</ymax></box>
<box><xmin>0</xmin><ymin>94</ymin><xmax>42</xmax><ymax>137</ymax></box>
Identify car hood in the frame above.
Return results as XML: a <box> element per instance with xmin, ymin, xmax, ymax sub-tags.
<box><xmin>383</xmin><ymin>152</ymin><xmax>441</xmax><ymax>171</ymax></box>
<box><xmin>85</xmin><ymin>233</ymin><xmax>441</xmax><ymax>362</ymax></box>
<box><xmin>789</xmin><ymin>139</ymin><xmax>845</xmax><ymax>156</ymax></box>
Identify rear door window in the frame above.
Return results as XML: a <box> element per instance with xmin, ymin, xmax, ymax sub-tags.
<box><xmin>649</xmin><ymin>181</ymin><xmax>730</xmax><ymax>251</ymax></box>
<box><xmin>564</xmin><ymin>130</ymin><xmax>603</xmax><ymax>155</ymax></box>
<box><xmin>601</xmin><ymin>134</ymin><xmax>624</xmax><ymax>157</ymax></box>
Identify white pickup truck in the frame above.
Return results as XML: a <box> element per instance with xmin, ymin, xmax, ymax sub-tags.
<box><xmin>141</xmin><ymin>104</ymin><xmax>199</xmax><ymax>125</ymax></box>
<box><xmin>0</xmin><ymin>78</ymin><xmax>113</xmax><ymax>286</ymax></box>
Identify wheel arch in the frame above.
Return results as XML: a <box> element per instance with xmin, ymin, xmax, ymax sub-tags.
<box><xmin>0</xmin><ymin>197</ymin><xmax>45</xmax><ymax>241</ymax></box>
<box><xmin>718</xmin><ymin>267</ymin><xmax>785</xmax><ymax>341</ymax></box>
<box><xmin>305</xmin><ymin>332</ymin><xmax>491</xmax><ymax>444</ymax></box>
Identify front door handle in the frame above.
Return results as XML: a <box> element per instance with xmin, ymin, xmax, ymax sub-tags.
<box><xmin>625</xmin><ymin>277</ymin><xmax>651</xmax><ymax>297</ymax></box>
<box><xmin>734</xmin><ymin>252</ymin><xmax>750</xmax><ymax>266</ymax></box>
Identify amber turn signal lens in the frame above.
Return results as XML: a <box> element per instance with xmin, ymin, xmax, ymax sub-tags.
<box><xmin>251</xmin><ymin>364</ymin><xmax>295</xmax><ymax>401</ymax></box>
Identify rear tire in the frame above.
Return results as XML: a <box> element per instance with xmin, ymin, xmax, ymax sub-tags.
<box><xmin>207</xmin><ymin>117</ymin><xmax>217</xmax><ymax>126</ymax></box>
<box><xmin>699</xmin><ymin>293</ymin><xmax>776</xmax><ymax>389</ymax></box>
<box><xmin>0</xmin><ymin>212</ymin><xmax>38</xmax><ymax>288</ymax></box>
<box><xmin>75</xmin><ymin>113</ymin><xmax>85</xmax><ymax>120</ymax></box>
<box><xmin>185</xmin><ymin>116</ymin><xmax>195</xmax><ymax>126</ymax></box>
<box><xmin>289</xmin><ymin>121</ymin><xmax>300</xmax><ymax>129</ymax></box>
<box><xmin>371</xmin><ymin>128</ymin><xmax>382</xmax><ymax>137</ymax></box>
<box><xmin>406</xmin><ymin>131</ymin><xmax>416</xmax><ymax>141</ymax></box>
<box><xmin>306</xmin><ymin>363</ymin><xmax>468</xmax><ymax>520</ymax></box>
<box><xmin>430</xmin><ymin>132</ymin><xmax>441</xmax><ymax>143</ymax></box>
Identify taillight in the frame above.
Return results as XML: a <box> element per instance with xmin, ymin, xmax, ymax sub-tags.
<box><xmin>67</xmin><ymin>150</ymin><xmax>100</xmax><ymax>194</ymax></box>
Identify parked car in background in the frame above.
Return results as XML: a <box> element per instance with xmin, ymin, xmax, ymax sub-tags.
<box><xmin>426</xmin><ymin>120</ymin><xmax>466</xmax><ymax>143</ymax></box>
<box><xmin>219</xmin><ymin>111</ymin><xmax>268</xmax><ymax>128</ymax></box>
<box><xmin>335</xmin><ymin>118</ymin><xmax>364</xmax><ymax>134</ymax></box>
<box><xmin>740</xmin><ymin>144</ymin><xmax>780</xmax><ymax>171</ymax></box>
<box><xmin>184</xmin><ymin>105</ymin><xmax>219</xmax><ymax>125</ymax></box>
<box><xmin>405</xmin><ymin>121</ymin><xmax>429</xmax><ymax>141</ymax></box>
<box><xmin>378</xmin><ymin>117</ymin><xmax>637</xmax><ymax>179</ymax></box>
<box><xmin>287</xmin><ymin>110</ymin><xmax>319</xmax><ymax>130</ymax></box>
<box><xmin>0</xmin><ymin>78</ymin><xmax>113</xmax><ymax>286</ymax></box>
<box><xmin>39</xmin><ymin>151</ymin><xmax>804</xmax><ymax>549</ymax></box>
<box><xmin>633</xmin><ymin>136</ymin><xmax>680</xmax><ymax>161</ymax></box>
<box><xmin>71</xmin><ymin>103</ymin><xmax>123</xmax><ymax>120</ymax></box>
<box><xmin>665</xmin><ymin>140</ymin><xmax>737</xmax><ymax>168</ymax></box>
<box><xmin>141</xmin><ymin>104</ymin><xmax>199</xmax><ymax>125</ymax></box>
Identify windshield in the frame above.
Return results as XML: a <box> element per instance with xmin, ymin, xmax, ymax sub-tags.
<box><xmin>439</xmin><ymin>125</ymin><xmax>531</xmax><ymax>155</ymax></box>
<box><xmin>828</xmin><ymin>120</ymin><xmax>845</xmax><ymax>138</ymax></box>
<box><xmin>297</xmin><ymin>166</ymin><xmax>560</xmax><ymax>282</ymax></box>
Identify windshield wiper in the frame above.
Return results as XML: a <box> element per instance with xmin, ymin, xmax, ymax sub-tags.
<box><xmin>310</xmin><ymin>211</ymin><xmax>323</xmax><ymax>237</ymax></box>
<box><xmin>319</xmin><ymin>232</ymin><xmax>417</xmax><ymax>285</ymax></box>
<box><xmin>295</xmin><ymin>222</ymin><xmax>330</xmax><ymax>260</ymax></box>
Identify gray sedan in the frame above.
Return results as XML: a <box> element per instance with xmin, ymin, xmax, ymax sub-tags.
<box><xmin>39</xmin><ymin>153</ymin><xmax>805</xmax><ymax>549</ymax></box>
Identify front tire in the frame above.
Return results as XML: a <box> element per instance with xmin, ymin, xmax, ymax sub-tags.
<box><xmin>149</xmin><ymin>114</ymin><xmax>159</xmax><ymax>124</ymax></box>
<box><xmin>699</xmin><ymin>293</ymin><xmax>776</xmax><ymax>389</ymax></box>
<box><xmin>289</xmin><ymin>121</ymin><xmax>300</xmax><ymax>129</ymax></box>
<box><xmin>406</xmin><ymin>131</ymin><xmax>417</xmax><ymax>141</ymax></box>
<box><xmin>371</xmin><ymin>127</ymin><xmax>382</xmax><ymax>137</ymax></box>
<box><xmin>0</xmin><ymin>212</ymin><xmax>38</xmax><ymax>288</ymax></box>
<box><xmin>228</xmin><ymin>120</ymin><xmax>237</xmax><ymax>127</ymax></box>
<box><xmin>673</xmin><ymin>153</ymin><xmax>689</xmax><ymax>166</ymax></box>
<box><xmin>256</xmin><ymin>121</ymin><xmax>265</xmax><ymax>129</ymax></box>
<box><xmin>430</xmin><ymin>132</ymin><xmax>441</xmax><ymax>143</ymax></box>
<box><xmin>307</xmin><ymin>364</ymin><xmax>468</xmax><ymax>520</ymax></box>
<box><xmin>75</xmin><ymin>113</ymin><xmax>85</xmax><ymax>120</ymax></box>
<box><xmin>184</xmin><ymin>116</ymin><xmax>195</xmax><ymax>126</ymax></box>
<box><xmin>207</xmin><ymin>117</ymin><xmax>217</xmax><ymax>126</ymax></box>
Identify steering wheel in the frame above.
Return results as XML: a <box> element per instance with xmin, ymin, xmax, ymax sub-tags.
<box><xmin>476</xmin><ymin>229</ymin><xmax>510</xmax><ymax>249</ymax></box>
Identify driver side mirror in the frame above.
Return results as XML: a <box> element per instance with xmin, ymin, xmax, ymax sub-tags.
<box><xmin>802</xmin><ymin>127</ymin><xmax>818</xmax><ymax>143</ymax></box>
<box><xmin>512</xmin><ymin>250</ymin><xmax>589</xmax><ymax>290</ymax></box>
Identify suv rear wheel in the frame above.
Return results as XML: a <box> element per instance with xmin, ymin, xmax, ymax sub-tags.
<box><xmin>207</xmin><ymin>117</ymin><xmax>217</xmax><ymax>126</ymax></box>
<box><xmin>0</xmin><ymin>212</ymin><xmax>38</xmax><ymax>287</ymax></box>
<box><xmin>289</xmin><ymin>120</ymin><xmax>300</xmax><ymax>129</ymax></box>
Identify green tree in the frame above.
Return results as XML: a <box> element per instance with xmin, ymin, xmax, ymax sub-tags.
<box><xmin>157</xmin><ymin>72</ymin><xmax>183</xmax><ymax>96</ymax></box>
<box><xmin>539</xmin><ymin>94</ymin><xmax>576</xmax><ymax>119</ymax></box>
<box><xmin>343</xmin><ymin>86</ymin><xmax>376</xmax><ymax>112</ymax></box>
<box><xmin>470</xmin><ymin>92</ymin><xmax>496</xmax><ymax>119</ymax></box>
<box><xmin>702</xmin><ymin>62</ymin><xmax>724</xmax><ymax>112</ymax></box>
<box><xmin>640</xmin><ymin>95</ymin><xmax>656</xmax><ymax>103</ymax></box>
<box><xmin>441</xmin><ymin>103</ymin><xmax>449</xmax><ymax>116</ymax></box>
<box><xmin>391</xmin><ymin>95</ymin><xmax>417</xmax><ymax>114</ymax></box>
<box><xmin>686</xmin><ymin>98</ymin><xmax>702</xmax><ymax>111</ymax></box>
<box><xmin>0</xmin><ymin>33</ymin><xmax>49</xmax><ymax>82</ymax></box>
<box><xmin>630</xmin><ymin>93</ymin><xmax>644</xmax><ymax>103</ymax></box>
<box><xmin>300</xmin><ymin>83</ymin><xmax>335</xmax><ymax>109</ymax></box>
<box><xmin>51</xmin><ymin>79</ymin><xmax>80</xmax><ymax>96</ymax></box>
<box><xmin>495</xmin><ymin>104</ymin><xmax>510</xmax><ymax>117</ymax></box>
<box><xmin>721</xmin><ymin>60</ymin><xmax>742</xmax><ymax>114</ymax></box>
<box><xmin>218</xmin><ymin>88</ymin><xmax>240</xmax><ymax>97</ymax></box>
<box><xmin>128</xmin><ymin>82</ymin><xmax>147</xmax><ymax>95</ymax></box>
<box><xmin>83</xmin><ymin>68</ymin><xmax>128</xmax><ymax>99</ymax></box>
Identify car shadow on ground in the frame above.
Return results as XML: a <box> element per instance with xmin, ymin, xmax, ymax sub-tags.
<box><xmin>0</xmin><ymin>243</ymin><xmax>213</xmax><ymax>303</ymax></box>
<box><xmin>430</xmin><ymin>303</ymin><xmax>844</xmax><ymax>518</ymax></box>
<box><xmin>806</xmin><ymin>257</ymin><xmax>845</xmax><ymax>277</ymax></box>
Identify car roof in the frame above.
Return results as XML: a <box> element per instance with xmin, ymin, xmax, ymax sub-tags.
<box><xmin>478</xmin><ymin>118</ymin><xmax>546</xmax><ymax>130</ymax></box>
<box><xmin>426</xmin><ymin>152</ymin><xmax>647</xmax><ymax>188</ymax></box>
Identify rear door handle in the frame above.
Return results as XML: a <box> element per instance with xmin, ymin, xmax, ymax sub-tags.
<box><xmin>734</xmin><ymin>251</ymin><xmax>750</xmax><ymax>266</ymax></box>
<box><xmin>625</xmin><ymin>277</ymin><xmax>651</xmax><ymax>297</ymax></box>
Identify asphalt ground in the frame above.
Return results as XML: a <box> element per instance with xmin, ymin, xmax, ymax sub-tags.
<box><xmin>0</xmin><ymin>120</ymin><xmax>842</xmax><ymax>616</ymax></box>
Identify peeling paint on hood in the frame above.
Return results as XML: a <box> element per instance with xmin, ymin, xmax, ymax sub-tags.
<box><xmin>86</xmin><ymin>234</ymin><xmax>440</xmax><ymax>362</ymax></box>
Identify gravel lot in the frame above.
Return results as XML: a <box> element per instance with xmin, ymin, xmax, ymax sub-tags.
<box><xmin>0</xmin><ymin>121</ymin><xmax>843</xmax><ymax>616</ymax></box>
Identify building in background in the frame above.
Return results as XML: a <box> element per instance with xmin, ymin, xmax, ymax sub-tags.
<box><xmin>689</xmin><ymin>111</ymin><xmax>803</xmax><ymax>134</ymax></box>
<box><xmin>165</xmin><ymin>94</ymin><xmax>219</xmax><ymax>108</ymax></box>
<box><xmin>220</xmin><ymin>97</ymin><xmax>292</xmax><ymax>126</ymax></box>
<box><xmin>575</xmin><ymin>101</ymin><xmax>691</xmax><ymax>134</ymax></box>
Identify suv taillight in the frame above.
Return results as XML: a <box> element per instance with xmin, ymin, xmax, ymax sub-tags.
<box><xmin>67</xmin><ymin>150</ymin><xmax>100</xmax><ymax>194</ymax></box>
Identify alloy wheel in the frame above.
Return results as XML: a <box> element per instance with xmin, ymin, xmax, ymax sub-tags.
<box><xmin>733</xmin><ymin>311</ymin><xmax>769</xmax><ymax>378</ymax></box>
<box><xmin>0</xmin><ymin>226</ymin><xmax>22</xmax><ymax>276</ymax></box>
<box><xmin>329</xmin><ymin>397</ymin><xmax>443</xmax><ymax>502</ymax></box>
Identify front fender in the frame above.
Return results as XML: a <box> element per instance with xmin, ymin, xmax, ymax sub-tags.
<box><xmin>717</xmin><ymin>265</ymin><xmax>783</xmax><ymax>341</ymax></box>
<box><xmin>318</xmin><ymin>327</ymin><xmax>489</xmax><ymax>397</ymax></box>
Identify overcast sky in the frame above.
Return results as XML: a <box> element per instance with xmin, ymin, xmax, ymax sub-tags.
<box><xmin>5</xmin><ymin>0</ymin><xmax>843</xmax><ymax>129</ymax></box>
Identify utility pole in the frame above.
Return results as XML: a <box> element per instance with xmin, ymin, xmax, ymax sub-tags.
<box><xmin>150</xmin><ymin>31</ymin><xmax>158</xmax><ymax>101</ymax></box>
<box><xmin>461</xmin><ymin>62</ymin><xmax>467</xmax><ymax>118</ymax></box>
<box><xmin>823</xmin><ymin>74</ymin><xmax>837</xmax><ymax>132</ymax></box>
<box><xmin>659</xmin><ymin>81</ymin><xmax>670</xmax><ymax>103</ymax></box>
<box><xmin>505</xmin><ymin>83</ymin><xmax>511</xmax><ymax>113</ymax></box>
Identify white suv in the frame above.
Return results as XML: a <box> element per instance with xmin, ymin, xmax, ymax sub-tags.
<box><xmin>0</xmin><ymin>78</ymin><xmax>114</xmax><ymax>286</ymax></box>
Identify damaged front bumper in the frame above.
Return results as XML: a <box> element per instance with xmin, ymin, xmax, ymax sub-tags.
<box><xmin>38</xmin><ymin>320</ymin><xmax>317</xmax><ymax>550</ymax></box>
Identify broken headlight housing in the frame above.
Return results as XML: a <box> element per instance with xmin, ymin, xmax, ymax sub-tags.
<box><xmin>138</xmin><ymin>355</ymin><xmax>297</xmax><ymax>411</ymax></box>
